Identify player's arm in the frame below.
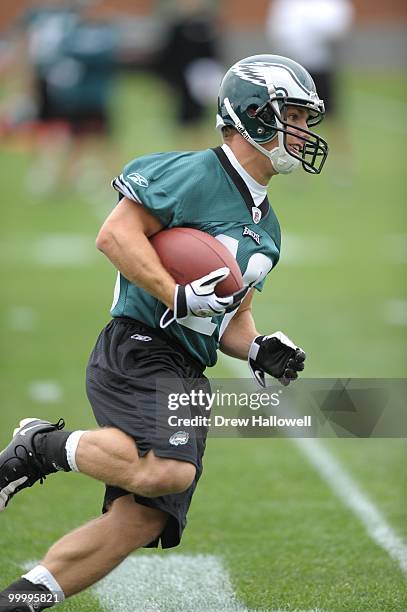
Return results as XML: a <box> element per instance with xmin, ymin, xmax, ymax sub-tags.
<box><xmin>96</xmin><ymin>197</ymin><xmax>246</xmax><ymax>319</ymax></box>
<box><xmin>96</xmin><ymin>197</ymin><xmax>176</xmax><ymax>309</ymax></box>
<box><xmin>220</xmin><ymin>289</ymin><xmax>306</xmax><ymax>387</ymax></box>
<box><xmin>219</xmin><ymin>289</ymin><xmax>259</xmax><ymax>359</ymax></box>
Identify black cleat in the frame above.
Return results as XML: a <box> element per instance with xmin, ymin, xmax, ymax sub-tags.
<box><xmin>0</xmin><ymin>417</ymin><xmax>65</xmax><ymax>512</ymax></box>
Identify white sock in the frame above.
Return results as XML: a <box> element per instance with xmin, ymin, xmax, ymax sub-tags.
<box><xmin>22</xmin><ymin>564</ymin><xmax>65</xmax><ymax>602</ymax></box>
<box><xmin>65</xmin><ymin>430</ymin><xmax>87</xmax><ymax>472</ymax></box>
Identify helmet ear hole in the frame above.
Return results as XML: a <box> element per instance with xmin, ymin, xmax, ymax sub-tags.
<box><xmin>257</xmin><ymin>104</ymin><xmax>275</xmax><ymax>126</ymax></box>
<box><xmin>246</xmin><ymin>105</ymin><xmax>258</xmax><ymax>118</ymax></box>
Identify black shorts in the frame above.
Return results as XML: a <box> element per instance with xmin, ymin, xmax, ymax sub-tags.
<box><xmin>36</xmin><ymin>78</ymin><xmax>109</xmax><ymax>135</ymax></box>
<box><xmin>86</xmin><ymin>317</ymin><xmax>210</xmax><ymax>548</ymax></box>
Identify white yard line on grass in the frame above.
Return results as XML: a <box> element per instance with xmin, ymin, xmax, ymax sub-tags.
<box><xmin>23</xmin><ymin>557</ymin><xmax>320</xmax><ymax>612</ymax></box>
<box><xmin>222</xmin><ymin>356</ymin><xmax>407</xmax><ymax>576</ymax></box>
<box><xmin>93</xmin><ymin>554</ymin><xmax>246</xmax><ymax>612</ymax></box>
<box><xmin>293</xmin><ymin>438</ymin><xmax>407</xmax><ymax>574</ymax></box>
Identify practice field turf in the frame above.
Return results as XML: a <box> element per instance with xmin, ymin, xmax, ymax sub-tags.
<box><xmin>0</xmin><ymin>70</ymin><xmax>406</xmax><ymax>611</ymax></box>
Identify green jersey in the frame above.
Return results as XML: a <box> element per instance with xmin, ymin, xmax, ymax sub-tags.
<box><xmin>111</xmin><ymin>146</ymin><xmax>281</xmax><ymax>367</ymax></box>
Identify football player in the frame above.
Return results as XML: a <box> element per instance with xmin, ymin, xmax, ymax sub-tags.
<box><xmin>0</xmin><ymin>55</ymin><xmax>327</xmax><ymax>610</ymax></box>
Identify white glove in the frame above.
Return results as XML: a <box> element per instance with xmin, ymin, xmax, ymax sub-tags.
<box><xmin>160</xmin><ymin>267</ymin><xmax>248</xmax><ymax>328</ymax></box>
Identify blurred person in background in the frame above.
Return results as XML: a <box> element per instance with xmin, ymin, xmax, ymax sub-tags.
<box><xmin>1</xmin><ymin>1</ymin><xmax>119</xmax><ymax>196</ymax></box>
<box><xmin>266</xmin><ymin>0</ymin><xmax>354</xmax><ymax>179</ymax></box>
<box><xmin>0</xmin><ymin>4</ymin><xmax>80</xmax><ymax>150</ymax></box>
<box><xmin>155</xmin><ymin>0</ymin><xmax>223</xmax><ymax>148</ymax></box>
<box><xmin>266</xmin><ymin>0</ymin><xmax>354</xmax><ymax>117</ymax></box>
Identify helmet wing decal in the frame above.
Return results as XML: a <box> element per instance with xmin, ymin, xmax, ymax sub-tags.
<box><xmin>231</xmin><ymin>61</ymin><xmax>314</xmax><ymax>96</ymax></box>
<box><xmin>230</xmin><ymin>63</ymin><xmax>268</xmax><ymax>87</ymax></box>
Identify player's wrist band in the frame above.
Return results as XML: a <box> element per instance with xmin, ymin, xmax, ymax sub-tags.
<box><xmin>174</xmin><ymin>285</ymin><xmax>188</xmax><ymax>319</ymax></box>
<box><xmin>160</xmin><ymin>284</ymin><xmax>187</xmax><ymax>329</ymax></box>
<box><xmin>248</xmin><ymin>335</ymin><xmax>265</xmax><ymax>362</ymax></box>
<box><xmin>248</xmin><ymin>336</ymin><xmax>267</xmax><ymax>388</ymax></box>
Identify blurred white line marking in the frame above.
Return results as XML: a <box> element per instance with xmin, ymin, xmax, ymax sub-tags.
<box><xmin>385</xmin><ymin>234</ymin><xmax>407</xmax><ymax>264</ymax></box>
<box><xmin>93</xmin><ymin>554</ymin><xmax>246</xmax><ymax>611</ymax></box>
<box><xmin>222</xmin><ymin>356</ymin><xmax>407</xmax><ymax>575</ymax></box>
<box><xmin>282</xmin><ymin>234</ymin><xmax>338</xmax><ymax>266</ymax></box>
<box><xmin>8</xmin><ymin>306</ymin><xmax>37</xmax><ymax>331</ymax></box>
<box><xmin>384</xmin><ymin>299</ymin><xmax>407</xmax><ymax>326</ymax></box>
<box><xmin>28</xmin><ymin>381</ymin><xmax>63</xmax><ymax>403</ymax></box>
<box><xmin>33</xmin><ymin>234</ymin><xmax>96</xmax><ymax>267</ymax></box>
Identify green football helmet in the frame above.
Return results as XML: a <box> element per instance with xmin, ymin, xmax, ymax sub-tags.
<box><xmin>216</xmin><ymin>54</ymin><xmax>328</xmax><ymax>174</ymax></box>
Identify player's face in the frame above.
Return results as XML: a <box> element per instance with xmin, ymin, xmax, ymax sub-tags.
<box><xmin>263</xmin><ymin>105</ymin><xmax>310</xmax><ymax>153</ymax></box>
<box><xmin>282</xmin><ymin>105</ymin><xmax>310</xmax><ymax>155</ymax></box>
<box><xmin>286</xmin><ymin>105</ymin><xmax>311</xmax><ymax>152</ymax></box>
<box><xmin>247</xmin><ymin>105</ymin><xmax>315</xmax><ymax>181</ymax></box>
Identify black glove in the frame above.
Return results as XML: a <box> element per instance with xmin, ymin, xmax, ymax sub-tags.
<box><xmin>248</xmin><ymin>332</ymin><xmax>306</xmax><ymax>388</ymax></box>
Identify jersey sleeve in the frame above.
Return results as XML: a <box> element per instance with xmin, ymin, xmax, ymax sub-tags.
<box><xmin>254</xmin><ymin>277</ymin><xmax>267</xmax><ymax>292</ymax></box>
<box><xmin>253</xmin><ymin>263</ymin><xmax>273</xmax><ymax>292</ymax></box>
<box><xmin>111</xmin><ymin>156</ymin><xmax>182</xmax><ymax>227</ymax></box>
<box><xmin>240</xmin><ymin>244</ymin><xmax>279</xmax><ymax>293</ymax></box>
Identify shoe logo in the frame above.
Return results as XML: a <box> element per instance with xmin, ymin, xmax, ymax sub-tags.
<box><xmin>130</xmin><ymin>334</ymin><xmax>152</xmax><ymax>342</ymax></box>
<box><xmin>169</xmin><ymin>431</ymin><xmax>189</xmax><ymax>446</ymax></box>
<box><xmin>20</xmin><ymin>423</ymin><xmax>45</xmax><ymax>436</ymax></box>
<box><xmin>127</xmin><ymin>172</ymin><xmax>149</xmax><ymax>188</ymax></box>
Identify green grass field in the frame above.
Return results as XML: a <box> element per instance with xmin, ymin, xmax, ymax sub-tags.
<box><xmin>1</xmin><ymin>70</ymin><xmax>406</xmax><ymax>611</ymax></box>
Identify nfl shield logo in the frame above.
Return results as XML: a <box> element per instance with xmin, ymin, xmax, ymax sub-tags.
<box><xmin>252</xmin><ymin>206</ymin><xmax>262</xmax><ymax>224</ymax></box>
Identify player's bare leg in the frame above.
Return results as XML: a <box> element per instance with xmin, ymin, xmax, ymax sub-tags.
<box><xmin>0</xmin><ymin>419</ymin><xmax>196</xmax><ymax>512</ymax></box>
<box><xmin>75</xmin><ymin>428</ymin><xmax>196</xmax><ymax>497</ymax></box>
<box><xmin>0</xmin><ymin>418</ymin><xmax>195</xmax><ymax>609</ymax></box>
<box><xmin>40</xmin><ymin>495</ymin><xmax>167</xmax><ymax>597</ymax></box>
<box><xmin>0</xmin><ymin>496</ymin><xmax>167</xmax><ymax>608</ymax></box>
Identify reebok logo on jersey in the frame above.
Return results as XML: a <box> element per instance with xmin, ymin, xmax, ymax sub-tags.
<box><xmin>127</xmin><ymin>172</ymin><xmax>149</xmax><ymax>188</ymax></box>
<box><xmin>130</xmin><ymin>334</ymin><xmax>152</xmax><ymax>342</ymax></box>
<box><xmin>243</xmin><ymin>226</ymin><xmax>261</xmax><ymax>245</ymax></box>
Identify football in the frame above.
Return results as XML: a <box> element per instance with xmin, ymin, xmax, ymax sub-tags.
<box><xmin>150</xmin><ymin>227</ymin><xmax>243</xmax><ymax>296</ymax></box>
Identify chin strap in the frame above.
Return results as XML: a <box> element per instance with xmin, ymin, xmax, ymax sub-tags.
<box><xmin>223</xmin><ymin>97</ymin><xmax>300</xmax><ymax>175</ymax></box>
